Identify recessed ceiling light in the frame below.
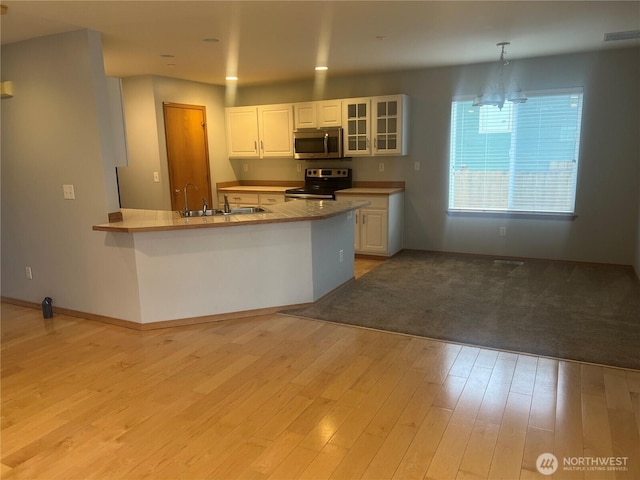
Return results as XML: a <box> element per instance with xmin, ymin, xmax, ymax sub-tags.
<box><xmin>160</xmin><ymin>54</ymin><xmax>175</xmax><ymax>58</ymax></box>
<box><xmin>315</xmin><ymin>66</ymin><xmax>328</xmax><ymax>71</ymax></box>
<box><xmin>225</xmin><ymin>76</ymin><xmax>238</xmax><ymax>81</ymax></box>
<box><xmin>203</xmin><ymin>38</ymin><xmax>220</xmax><ymax>43</ymax></box>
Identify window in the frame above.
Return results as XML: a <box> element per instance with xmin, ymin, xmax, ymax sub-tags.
<box><xmin>448</xmin><ymin>89</ymin><xmax>583</xmax><ymax>214</ymax></box>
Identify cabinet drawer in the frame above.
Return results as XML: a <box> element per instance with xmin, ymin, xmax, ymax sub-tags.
<box><xmin>218</xmin><ymin>192</ymin><xmax>259</xmax><ymax>206</ymax></box>
<box><xmin>336</xmin><ymin>194</ymin><xmax>388</xmax><ymax>210</ymax></box>
<box><xmin>259</xmin><ymin>193</ymin><xmax>285</xmax><ymax>205</ymax></box>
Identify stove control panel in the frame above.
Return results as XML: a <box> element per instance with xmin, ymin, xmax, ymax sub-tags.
<box><xmin>305</xmin><ymin>168</ymin><xmax>351</xmax><ymax>178</ymax></box>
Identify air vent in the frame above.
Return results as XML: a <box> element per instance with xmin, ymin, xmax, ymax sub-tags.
<box><xmin>603</xmin><ymin>30</ymin><xmax>640</xmax><ymax>42</ymax></box>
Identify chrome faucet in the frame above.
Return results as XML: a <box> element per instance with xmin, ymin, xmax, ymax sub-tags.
<box><xmin>202</xmin><ymin>197</ymin><xmax>209</xmax><ymax>212</ymax></box>
<box><xmin>223</xmin><ymin>194</ymin><xmax>230</xmax><ymax>214</ymax></box>
<box><xmin>182</xmin><ymin>183</ymin><xmax>198</xmax><ymax>215</ymax></box>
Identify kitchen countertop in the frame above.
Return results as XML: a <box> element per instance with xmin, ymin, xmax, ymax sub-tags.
<box><xmin>93</xmin><ymin>199</ymin><xmax>368</xmax><ymax>233</ymax></box>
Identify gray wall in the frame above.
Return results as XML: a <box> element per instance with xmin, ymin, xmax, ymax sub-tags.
<box><xmin>233</xmin><ymin>48</ymin><xmax>640</xmax><ymax>266</ymax></box>
<box><xmin>117</xmin><ymin>76</ymin><xmax>235</xmax><ymax>210</ymax></box>
<box><xmin>1</xmin><ymin>30</ymin><xmax>143</xmax><ymax>320</ymax></box>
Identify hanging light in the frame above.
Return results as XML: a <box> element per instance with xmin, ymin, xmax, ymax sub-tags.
<box><xmin>473</xmin><ymin>42</ymin><xmax>527</xmax><ymax>110</ymax></box>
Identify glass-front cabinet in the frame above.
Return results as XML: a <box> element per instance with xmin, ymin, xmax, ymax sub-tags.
<box><xmin>343</xmin><ymin>97</ymin><xmax>371</xmax><ymax>156</ymax></box>
<box><xmin>342</xmin><ymin>94</ymin><xmax>409</xmax><ymax>157</ymax></box>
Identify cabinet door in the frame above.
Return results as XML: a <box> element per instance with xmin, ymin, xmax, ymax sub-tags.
<box><xmin>259</xmin><ymin>193</ymin><xmax>285</xmax><ymax>206</ymax></box>
<box><xmin>293</xmin><ymin>102</ymin><xmax>317</xmax><ymax>129</ymax></box>
<box><xmin>372</xmin><ymin>94</ymin><xmax>408</xmax><ymax>156</ymax></box>
<box><xmin>361</xmin><ymin>208</ymin><xmax>388</xmax><ymax>253</ymax></box>
<box><xmin>225</xmin><ymin>107</ymin><xmax>260</xmax><ymax>158</ymax></box>
<box><xmin>258</xmin><ymin>104</ymin><xmax>294</xmax><ymax>157</ymax></box>
<box><xmin>219</xmin><ymin>192</ymin><xmax>259</xmax><ymax>207</ymax></box>
<box><xmin>342</xmin><ymin>98</ymin><xmax>371</xmax><ymax>156</ymax></box>
<box><xmin>317</xmin><ymin>100</ymin><xmax>342</xmax><ymax>127</ymax></box>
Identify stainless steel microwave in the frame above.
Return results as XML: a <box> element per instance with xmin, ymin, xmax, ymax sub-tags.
<box><xmin>293</xmin><ymin>127</ymin><xmax>344</xmax><ymax>159</ymax></box>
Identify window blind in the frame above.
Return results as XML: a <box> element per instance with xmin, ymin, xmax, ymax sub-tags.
<box><xmin>448</xmin><ymin>89</ymin><xmax>583</xmax><ymax>214</ymax></box>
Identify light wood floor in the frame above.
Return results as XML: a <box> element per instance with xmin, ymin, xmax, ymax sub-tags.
<box><xmin>2</xmin><ymin>301</ymin><xmax>639</xmax><ymax>480</ymax></box>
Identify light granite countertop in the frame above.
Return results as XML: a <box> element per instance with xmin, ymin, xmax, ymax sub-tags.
<box><xmin>93</xmin><ymin>199</ymin><xmax>368</xmax><ymax>233</ymax></box>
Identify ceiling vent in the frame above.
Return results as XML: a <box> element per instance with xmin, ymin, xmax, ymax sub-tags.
<box><xmin>603</xmin><ymin>30</ymin><xmax>640</xmax><ymax>42</ymax></box>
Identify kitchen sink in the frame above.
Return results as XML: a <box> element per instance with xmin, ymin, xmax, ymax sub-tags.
<box><xmin>227</xmin><ymin>207</ymin><xmax>267</xmax><ymax>214</ymax></box>
<box><xmin>180</xmin><ymin>207</ymin><xmax>268</xmax><ymax>217</ymax></box>
<box><xmin>181</xmin><ymin>209</ymin><xmax>222</xmax><ymax>217</ymax></box>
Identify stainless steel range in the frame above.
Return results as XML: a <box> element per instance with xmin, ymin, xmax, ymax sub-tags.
<box><xmin>285</xmin><ymin>168</ymin><xmax>352</xmax><ymax>201</ymax></box>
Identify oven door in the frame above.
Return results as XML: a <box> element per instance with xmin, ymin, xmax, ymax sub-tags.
<box><xmin>284</xmin><ymin>190</ymin><xmax>335</xmax><ymax>201</ymax></box>
<box><xmin>293</xmin><ymin>129</ymin><xmax>343</xmax><ymax>159</ymax></box>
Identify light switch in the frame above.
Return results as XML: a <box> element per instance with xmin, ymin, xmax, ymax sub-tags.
<box><xmin>153</xmin><ymin>171</ymin><xmax>160</xmax><ymax>183</ymax></box>
<box><xmin>63</xmin><ymin>184</ymin><xmax>75</xmax><ymax>200</ymax></box>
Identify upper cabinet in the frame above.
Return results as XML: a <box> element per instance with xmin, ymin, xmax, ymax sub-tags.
<box><xmin>225</xmin><ymin>107</ymin><xmax>260</xmax><ymax>158</ymax></box>
<box><xmin>342</xmin><ymin>94</ymin><xmax>409</xmax><ymax>157</ymax></box>
<box><xmin>226</xmin><ymin>95</ymin><xmax>408</xmax><ymax>159</ymax></box>
<box><xmin>225</xmin><ymin>104</ymin><xmax>293</xmax><ymax>158</ymax></box>
<box><xmin>343</xmin><ymin>97</ymin><xmax>371</xmax><ymax>156</ymax></box>
<box><xmin>293</xmin><ymin>100</ymin><xmax>342</xmax><ymax>129</ymax></box>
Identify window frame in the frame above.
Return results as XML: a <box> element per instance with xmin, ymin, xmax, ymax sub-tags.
<box><xmin>447</xmin><ymin>87</ymin><xmax>584</xmax><ymax>218</ymax></box>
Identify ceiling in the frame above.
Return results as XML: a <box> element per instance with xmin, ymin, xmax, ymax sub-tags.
<box><xmin>1</xmin><ymin>1</ymin><xmax>639</xmax><ymax>86</ymax></box>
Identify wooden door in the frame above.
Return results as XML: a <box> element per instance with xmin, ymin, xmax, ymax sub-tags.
<box><xmin>163</xmin><ymin>103</ymin><xmax>212</xmax><ymax>212</ymax></box>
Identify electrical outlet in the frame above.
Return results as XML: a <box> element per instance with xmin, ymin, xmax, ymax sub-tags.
<box><xmin>296</xmin><ymin>164</ymin><xmax>302</xmax><ymax>172</ymax></box>
<box><xmin>378</xmin><ymin>162</ymin><xmax>385</xmax><ymax>172</ymax></box>
<box><xmin>414</xmin><ymin>161</ymin><xmax>421</xmax><ymax>171</ymax></box>
<box><xmin>339</xmin><ymin>249</ymin><xmax>344</xmax><ymax>263</ymax></box>
<box><xmin>242</xmin><ymin>164</ymin><xmax>249</xmax><ymax>173</ymax></box>
<box><xmin>499</xmin><ymin>227</ymin><xmax>507</xmax><ymax>236</ymax></box>
<box><xmin>25</xmin><ymin>266</ymin><xmax>33</xmax><ymax>280</ymax></box>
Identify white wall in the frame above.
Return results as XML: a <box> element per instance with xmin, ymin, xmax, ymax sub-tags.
<box><xmin>1</xmin><ymin>30</ymin><xmax>142</xmax><ymax>321</ymax></box>
<box><xmin>117</xmin><ymin>75</ymin><xmax>235</xmax><ymax>210</ymax></box>
<box><xmin>233</xmin><ymin>48</ymin><xmax>640</xmax><ymax>266</ymax></box>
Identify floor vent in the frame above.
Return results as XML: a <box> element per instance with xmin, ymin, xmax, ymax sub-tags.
<box><xmin>603</xmin><ymin>30</ymin><xmax>640</xmax><ymax>42</ymax></box>
<box><xmin>494</xmin><ymin>259</ymin><xmax>524</xmax><ymax>266</ymax></box>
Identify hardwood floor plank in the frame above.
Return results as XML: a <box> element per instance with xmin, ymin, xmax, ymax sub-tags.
<box><xmin>2</xmin><ymin>303</ymin><xmax>639</xmax><ymax>480</ymax></box>
<box><xmin>392</xmin><ymin>406</ymin><xmax>452</xmax><ymax>480</ymax></box>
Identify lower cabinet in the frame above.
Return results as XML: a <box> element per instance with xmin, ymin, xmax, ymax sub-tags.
<box><xmin>335</xmin><ymin>191</ymin><xmax>403</xmax><ymax>257</ymax></box>
<box><xmin>217</xmin><ymin>191</ymin><xmax>285</xmax><ymax>207</ymax></box>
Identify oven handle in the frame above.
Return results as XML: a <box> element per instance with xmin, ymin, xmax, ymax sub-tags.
<box><xmin>285</xmin><ymin>193</ymin><xmax>334</xmax><ymax>200</ymax></box>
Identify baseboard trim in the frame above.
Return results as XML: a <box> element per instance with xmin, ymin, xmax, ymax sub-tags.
<box><xmin>0</xmin><ymin>296</ymin><xmax>315</xmax><ymax>331</ymax></box>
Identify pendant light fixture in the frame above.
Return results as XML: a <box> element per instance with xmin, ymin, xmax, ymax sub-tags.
<box><xmin>473</xmin><ymin>42</ymin><xmax>527</xmax><ymax>110</ymax></box>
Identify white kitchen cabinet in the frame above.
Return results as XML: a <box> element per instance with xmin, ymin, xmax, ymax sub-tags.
<box><xmin>293</xmin><ymin>100</ymin><xmax>342</xmax><ymax>129</ymax></box>
<box><xmin>218</xmin><ymin>191</ymin><xmax>285</xmax><ymax>207</ymax></box>
<box><xmin>342</xmin><ymin>97</ymin><xmax>372</xmax><ymax>156</ymax></box>
<box><xmin>372</xmin><ymin>95</ymin><xmax>409</xmax><ymax>155</ymax></box>
<box><xmin>258</xmin><ymin>193</ymin><xmax>285</xmax><ymax>206</ymax></box>
<box><xmin>257</xmin><ymin>104</ymin><xmax>294</xmax><ymax>157</ymax></box>
<box><xmin>225</xmin><ymin>104</ymin><xmax>293</xmax><ymax>158</ymax></box>
<box><xmin>225</xmin><ymin>107</ymin><xmax>260</xmax><ymax>158</ymax></box>
<box><xmin>336</xmin><ymin>191</ymin><xmax>404</xmax><ymax>257</ymax></box>
<box><xmin>342</xmin><ymin>95</ymin><xmax>409</xmax><ymax>157</ymax></box>
<box><xmin>218</xmin><ymin>192</ymin><xmax>259</xmax><ymax>207</ymax></box>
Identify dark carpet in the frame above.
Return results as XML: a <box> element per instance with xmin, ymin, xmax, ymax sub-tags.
<box><xmin>283</xmin><ymin>251</ymin><xmax>640</xmax><ymax>370</ymax></box>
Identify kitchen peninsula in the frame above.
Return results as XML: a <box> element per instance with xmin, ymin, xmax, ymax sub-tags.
<box><xmin>92</xmin><ymin>199</ymin><xmax>365</xmax><ymax>328</ymax></box>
